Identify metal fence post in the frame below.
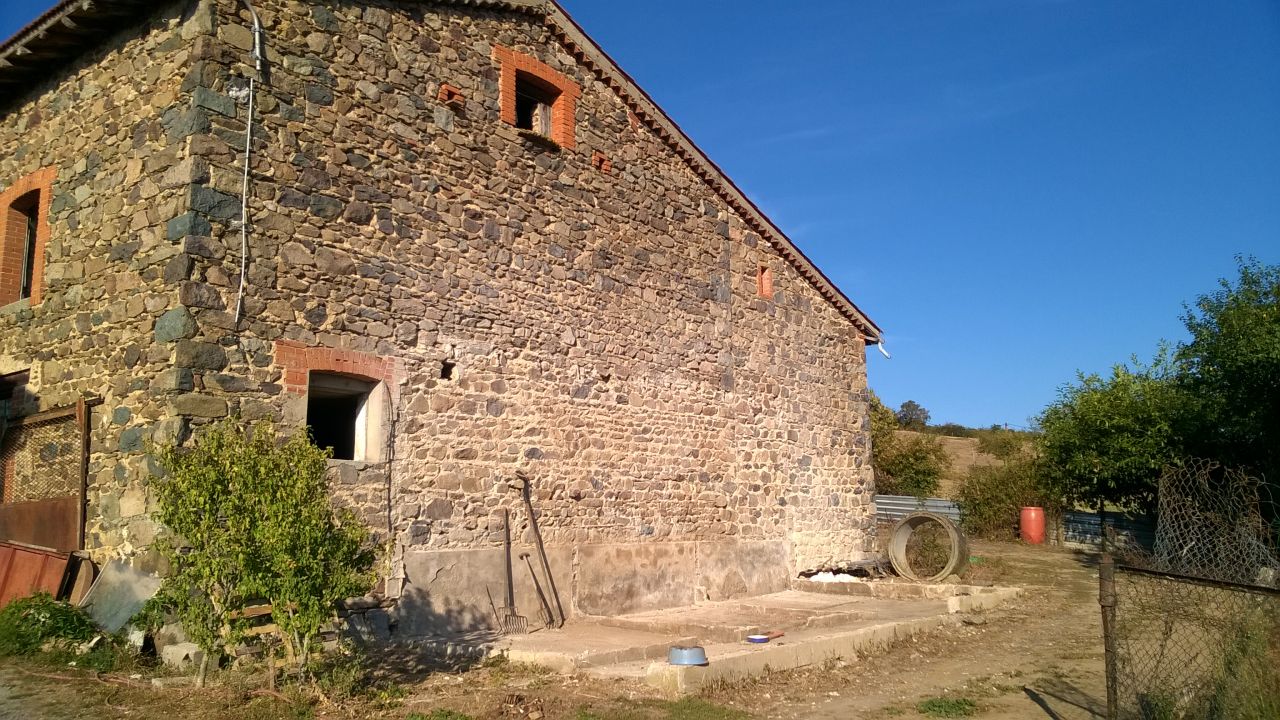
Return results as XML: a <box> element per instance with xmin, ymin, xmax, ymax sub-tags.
<box><xmin>1099</xmin><ymin>552</ymin><xmax>1119</xmax><ymax>720</ymax></box>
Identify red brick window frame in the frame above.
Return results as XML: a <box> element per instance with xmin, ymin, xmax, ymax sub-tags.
<box><xmin>756</xmin><ymin>264</ymin><xmax>774</xmax><ymax>300</ymax></box>
<box><xmin>275</xmin><ymin>341</ymin><xmax>400</xmax><ymax>399</ymax></box>
<box><xmin>0</xmin><ymin>166</ymin><xmax>56</xmax><ymax>307</ymax></box>
<box><xmin>493</xmin><ymin>45</ymin><xmax>581</xmax><ymax>149</ymax></box>
<box><xmin>275</xmin><ymin>341</ymin><xmax>401</xmax><ymax>462</ymax></box>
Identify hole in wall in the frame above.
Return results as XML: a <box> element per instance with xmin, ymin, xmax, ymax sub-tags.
<box><xmin>440</xmin><ymin>360</ymin><xmax>456</xmax><ymax>381</ymax></box>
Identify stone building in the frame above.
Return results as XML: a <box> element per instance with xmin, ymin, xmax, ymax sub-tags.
<box><xmin>0</xmin><ymin>0</ymin><xmax>882</xmax><ymax>633</ymax></box>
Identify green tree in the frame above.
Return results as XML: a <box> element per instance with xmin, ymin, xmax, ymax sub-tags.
<box><xmin>895</xmin><ymin>400</ymin><xmax>931</xmax><ymax>430</ymax></box>
<box><xmin>1037</xmin><ymin>357</ymin><xmax>1184</xmax><ymax>512</ymax></box>
<box><xmin>153</xmin><ymin>420</ymin><xmax>375</xmax><ymax>679</ymax></box>
<box><xmin>1177</xmin><ymin>256</ymin><xmax>1280</xmax><ymax>482</ymax></box>
<box><xmin>975</xmin><ymin>427</ymin><xmax>1028</xmax><ymax>461</ymax></box>
<box><xmin>869</xmin><ymin>392</ymin><xmax>949</xmax><ymax>497</ymax></box>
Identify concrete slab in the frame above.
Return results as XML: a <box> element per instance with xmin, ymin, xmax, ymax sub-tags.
<box><xmin>501</xmin><ymin>623</ymin><xmax>698</xmax><ymax>673</ymax></box>
<box><xmin>397</xmin><ymin>582</ymin><xmax>1022</xmax><ymax>694</ymax></box>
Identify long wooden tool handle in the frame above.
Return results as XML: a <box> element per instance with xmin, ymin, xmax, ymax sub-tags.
<box><xmin>503</xmin><ymin>508</ymin><xmax>515</xmax><ymax>607</ymax></box>
<box><xmin>524</xmin><ymin>490</ymin><xmax>566</xmax><ymax>627</ymax></box>
<box><xmin>523</xmin><ymin>553</ymin><xmax>554</xmax><ymax>625</ymax></box>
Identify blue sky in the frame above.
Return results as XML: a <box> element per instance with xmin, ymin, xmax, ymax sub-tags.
<box><xmin>3</xmin><ymin>1</ymin><xmax>1278</xmax><ymax>428</ymax></box>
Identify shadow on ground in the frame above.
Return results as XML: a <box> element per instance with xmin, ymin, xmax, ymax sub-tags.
<box><xmin>1026</xmin><ymin>677</ymin><xmax>1107</xmax><ymax>719</ymax></box>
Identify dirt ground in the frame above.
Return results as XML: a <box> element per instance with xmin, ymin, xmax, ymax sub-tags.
<box><xmin>0</xmin><ymin>540</ymin><xmax>1106</xmax><ymax>720</ymax></box>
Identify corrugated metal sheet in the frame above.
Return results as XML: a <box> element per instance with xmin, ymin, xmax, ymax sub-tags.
<box><xmin>875</xmin><ymin>495</ymin><xmax>961</xmax><ymax>522</ymax></box>
<box><xmin>1063</xmin><ymin>510</ymin><xmax>1155</xmax><ymax>550</ymax></box>
<box><xmin>0</xmin><ymin>542</ymin><xmax>70</xmax><ymax>608</ymax></box>
<box><xmin>875</xmin><ymin>495</ymin><xmax>1155</xmax><ymax>550</ymax></box>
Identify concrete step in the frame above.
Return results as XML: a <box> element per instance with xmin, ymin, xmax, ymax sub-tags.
<box><xmin>500</xmin><ymin>622</ymin><xmax>697</xmax><ymax>673</ymax></box>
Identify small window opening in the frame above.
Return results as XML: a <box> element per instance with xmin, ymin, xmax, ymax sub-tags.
<box><xmin>13</xmin><ymin>192</ymin><xmax>39</xmax><ymax>301</ymax></box>
<box><xmin>440</xmin><ymin>360</ymin><xmax>456</xmax><ymax>381</ymax></box>
<box><xmin>515</xmin><ymin>74</ymin><xmax>558</xmax><ymax>137</ymax></box>
<box><xmin>0</xmin><ymin>370</ymin><xmax>30</xmax><ymax>420</ymax></box>
<box><xmin>307</xmin><ymin>373</ymin><xmax>375</xmax><ymax>461</ymax></box>
<box><xmin>756</xmin><ymin>264</ymin><xmax>774</xmax><ymax>299</ymax></box>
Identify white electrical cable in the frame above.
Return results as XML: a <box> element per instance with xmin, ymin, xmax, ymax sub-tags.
<box><xmin>234</xmin><ymin>75</ymin><xmax>254</xmax><ymax>324</ymax></box>
<box><xmin>233</xmin><ymin>0</ymin><xmax>263</xmax><ymax>325</ymax></box>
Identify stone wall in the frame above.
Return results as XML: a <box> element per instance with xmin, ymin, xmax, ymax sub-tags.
<box><xmin>1</xmin><ymin>0</ymin><xmax>877</xmax><ymax>631</ymax></box>
<box><xmin>174</xmin><ymin>0</ymin><xmax>877</xmax><ymax>630</ymax></box>
<box><xmin>0</xmin><ymin>1</ymin><xmax>214</xmax><ymax>568</ymax></box>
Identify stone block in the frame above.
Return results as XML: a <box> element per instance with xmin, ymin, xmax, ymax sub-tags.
<box><xmin>154</xmin><ymin>307</ymin><xmax>197</xmax><ymax>342</ymax></box>
<box><xmin>188</xmin><ymin>184</ymin><xmax>241</xmax><ymax>221</ymax></box>
<box><xmin>192</xmin><ymin>86</ymin><xmax>236</xmax><ymax>117</ymax></box>
<box><xmin>161</xmin><ymin>642</ymin><xmax>204</xmax><ymax>669</ymax></box>
<box><xmin>118</xmin><ymin>427</ymin><xmax>146</xmax><ymax>453</ymax></box>
<box><xmin>165</xmin><ymin>212</ymin><xmax>211</xmax><ymax>241</ymax></box>
<box><xmin>345</xmin><ymin>609</ymin><xmax>391</xmax><ymax>644</ymax></box>
<box><xmin>171</xmin><ymin>393</ymin><xmax>228</xmax><ymax>418</ymax></box>
<box><xmin>174</xmin><ymin>340</ymin><xmax>227</xmax><ymax>370</ymax></box>
<box><xmin>153</xmin><ymin>368</ymin><xmax>194</xmax><ymax>392</ymax></box>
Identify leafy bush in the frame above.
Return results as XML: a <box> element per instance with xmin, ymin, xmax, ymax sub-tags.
<box><xmin>869</xmin><ymin>392</ymin><xmax>950</xmax><ymax>497</ymax></box>
<box><xmin>0</xmin><ymin>592</ymin><xmax>99</xmax><ymax>656</ymax></box>
<box><xmin>974</xmin><ymin>428</ymin><xmax>1029</xmax><ymax>460</ymax></box>
<box><xmin>153</xmin><ymin>419</ymin><xmax>376</xmax><ymax>675</ymax></box>
<box><xmin>957</xmin><ymin>455</ymin><xmax>1057</xmax><ymax>539</ymax></box>
<box><xmin>877</xmin><ymin>432</ymin><xmax>949</xmax><ymax>497</ymax></box>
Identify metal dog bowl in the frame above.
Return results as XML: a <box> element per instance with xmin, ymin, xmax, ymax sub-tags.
<box><xmin>667</xmin><ymin>645</ymin><xmax>709</xmax><ymax>666</ymax></box>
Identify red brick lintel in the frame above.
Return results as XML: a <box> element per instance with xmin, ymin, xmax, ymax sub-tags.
<box><xmin>274</xmin><ymin>340</ymin><xmax>400</xmax><ymax>398</ymax></box>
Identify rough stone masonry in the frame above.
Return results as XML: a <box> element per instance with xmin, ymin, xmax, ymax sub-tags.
<box><xmin>0</xmin><ymin>0</ymin><xmax>883</xmax><ymax>635</ymax></box>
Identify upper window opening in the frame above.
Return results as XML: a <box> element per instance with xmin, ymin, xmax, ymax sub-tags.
<box><xmin>493</xmin><ymin>45</ymin><xmax>581</xmax><ymax>149</ymax></box>
<box><xmin>515</xmin><ymin>74</ymin><xmax>559</xmax><ymax>138</ymax></box>
<box><xmin>0</xmin><ymin>166</ymin><xmax>54</xmax><ymax>307</ymax></box>
<box><xmin>0</xmin><ymin>370</ymin><xmax>30</xmax><ymax>420</ymax></box>
<box><xmin>440</xmin><ymin>360</ymin><xmax>456</xmax><ymax>381</ymax></box>
<box><xmin>307</xmin><ymin>373</ymin><xmax>378</xmax><ymax>461</ymax></box>
<box><xmin>757</xmin><ymin>264</ymin><xmax>774</xmax><ymax>299</ymax></box>
<box><xmin>13</xmin><ymin>192</ymin><xmax>39</xmax><ymax>301</ymax></box>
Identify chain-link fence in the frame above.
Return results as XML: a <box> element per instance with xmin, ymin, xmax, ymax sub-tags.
<box><xmin>1106</xmin><ymin>563</ymin><xmax>1279</xmax><ymax>719</ymax></box>
<box><xmin>0</xmin><ymin>413</ymin><xmax>81</xmax><ymax>504</ymax></box>
<box><xmin>1102</xmin><ymin>460</ymin><xmax>1280</xmax><ymax>719</ymax></box>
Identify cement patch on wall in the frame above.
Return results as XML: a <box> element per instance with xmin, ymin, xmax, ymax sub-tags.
<box><xmin>695</xmin><ymin>540</ymin><xmax>790</xmax><ymax>602</ymax></box>
<box><xmin>394</xmin><ymin>539</ymin><xmax>794</xmax><ymax>635</ymax></box>
<box><xmin>575</xmin><ymin>542</ymin><xmax>698</xmax><ymax>616</ymax></box>
<box><xmin>396</xmin><ymin>545</ymin><xmax>574</xmax><ymax>637</ymax></box>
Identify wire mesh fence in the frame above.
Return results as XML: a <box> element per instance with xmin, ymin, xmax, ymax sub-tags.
<box><xmin>0</xmin><ymin>413</ymin><xmax>81</xmax><ymax>503</ymax></box>
<box><xmin>1103</xmin><ymin>460</ymin><xmax>1280</xmax><ymax>719</ymax></box>
<box><xmin>1109</xmin><ymin>564</ymin><xmax>1279</xmax><ymax>719</ymax></box>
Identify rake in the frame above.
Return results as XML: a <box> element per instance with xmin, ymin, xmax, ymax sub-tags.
<box><xmin>497</xmin><ymin>509</ymin><xmax>528</xmax><ymax>635</ymax></box>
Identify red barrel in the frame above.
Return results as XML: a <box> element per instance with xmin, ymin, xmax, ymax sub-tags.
<box><xmin>1020</xmin><ymin>506</ymin><xmax>1046</xmax><ymax>544</ymax></box>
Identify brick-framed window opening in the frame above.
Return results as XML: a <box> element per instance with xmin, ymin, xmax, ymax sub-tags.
<box><xmin>515</xmin><ymin>74</ymin><xmax>558</xmax><ymax>137</ymax></box>
<box><xmin>275</xmin><ymin>341</ymin><xmax>399</xmax><ymax>463</ymax></box>
<box><xmin>0</xmin><ymin>166</ymin><xmax>55</xmax><ymax>307</ymax></box>
<box><xmin>308</xmin><ymin>373</ymin><xmax>378</xmax><ymax>461</ymax></box>
<box><xmin>14</xmin><ymin>194</ymin><xmax>38</xmax><ymax>300</ymax></box>
<box><xmin>757</xmin><ymin>264</ymin><xmax>774</xmax><ymax>299</ymax></box>
<box><xmin>493</xmin><ymin>45</ymin><xmax>581</xmax><ymax>149</ymax></box>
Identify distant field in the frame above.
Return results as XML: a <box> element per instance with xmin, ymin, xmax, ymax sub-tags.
<box><xmin>893</xmin><ymin>430</ymin><xmax>1002</xmax><ymax>499</ymax></box>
